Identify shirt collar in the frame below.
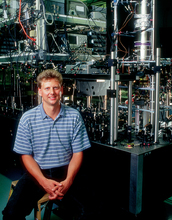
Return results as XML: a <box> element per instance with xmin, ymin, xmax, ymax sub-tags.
<box><xmin>40</xmin><ymin>102</ymin><xmax>65</xmax><ymax>120</ymax></box>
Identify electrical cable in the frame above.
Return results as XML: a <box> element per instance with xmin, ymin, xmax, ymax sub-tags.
<box><xmin>18</xmin><ymin>0</ymin><xmax>36</xmax><ymax>42</ymax></box>
<box><xmin>117</xmin><ymin>4</ymin><xmax>134</xmax><ymax>59</ymax></box>
<box><xmin>41</xmin><ymin>0</ymin><xmax>54</xmax><ymax>25</ymax></box>
<box><xmin>48</xmin><ymin>32</ymin><xmax>62</xmax><ymax>53</ymax></box>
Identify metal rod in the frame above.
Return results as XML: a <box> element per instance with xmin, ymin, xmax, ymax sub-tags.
<box><xmin>36</xmin><ymin>0</ymin><xmax>40</xmax><ymax>48</ymax></box>
<box><xmin>114</xmin><ymin>87</ymin><xmax>118</xmax><ymax>141</ymax></box>
<box><xmin>152</xmin><ymin>0</ymin><xmax>155</xmax><ymax>60</ymax></box>
<box><xmin>143</xmin><ymin>104</ymin><xmax>149</xmax><ymax>127</ymax></box>
<box><xmin>114</xmin><ymin>1</ymin><xmax>118</xmax><ymax>58</ymax></box>
<box><xmin>150</xmin><ymin>75</ymin><xmax>155</xmax><ymax>136</ymax></box>
<box><xmin>86</xmin><ymin>96</ymin><xmax>91</xmax><ymax>108</ymax></box>
<box><xmin>120</xmin><ymin>61</ymin><xmax>156</xmax><ymax>64</ymax></box>
<box><xmin>114</xmin><ymin>69</ymin><xmax>119</xmax><ymax>141</ymax></box>
<box><xmin>166</xmin><ymin>90</ymin><xmax>170</xmax><ymax>118</ymax></box>
<box><xmin>104</xmin><ymin>95</ymin><xmax>107</xmax><ymax>110</ymax></box>
<box><xmin>154</xmin><ymin>48</ymin><xmax>161</xmax><ymax>143</ymax></box>
<box><xmin>135</xmin><ymin>105</ymin><xmax>139</xmax><ymax>134</ymax></box>
<box><xmin>128</xmin><ymin>81</ymin><xmax>132</xmax><ymax>126</ymax></box>
<box><xmin>140</xmin><ymin>0</ymin><xmax>147</xmax><ymax>61</ymax></box>
<box><xmin>110</xmin><ymin>51</ymin><xmax>116</xmax><ymax>145</ymax></box>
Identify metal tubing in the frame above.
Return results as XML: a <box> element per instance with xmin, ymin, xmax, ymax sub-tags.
<box><xmin>36</xmin><ymin>0</ymin><xmax>46</xmax><ymax>51</ymax></box>
<box><xmin>166</xmin><ymin>90</ymin><xmax>170</xmax><ymax>118</ymax></box>
<box><xmin>143</xmin><ymin>104</ymin><xmax>149</xmax><ymax>127</ymax></box>
<box><xmin>150</xmin><ymin>0</ymin><xmax>155</xmax><ymax>135</ymax></box>
<box><xmin>36</xmin><ymin>0</ymin><xmax>40</xmax><ymax>48</ymax></box>
<box><xmin>114</xmin><ymin>78</ymin><xmax>119</xmax><ymax>141</ymax></box>
<box><xmin>110</xmin><ymin>51</ymin><xmax>116</xmax><ymax>145</ymax></box>
<box><xmin>114</xmin><ymin>1</ymin><xmax>118</xmax><ymax>58</ymax></box>
<box><xmin>110</xmin><ymin>0</ymin><xmax>118</xmax><ymax>144</ymax></box>
<box><xmin>154</xmin><ymin>48</ymin><xmax>161</xmax><ymax>143</ymax></box>
<box><xmin>150</xmin><ymin>75</ymin><xmax>155</xmax><ymax>136</ymax></box>
<box><xmin>104</xmin><ymin>95</ymin><xmax>107</xmax><ymax>110</ymax></box>
<box><xmin>140</xmin><ymin>0</ymin><xmax>147</xmax><ymax>60</ymax></box>
<box><xmin>128</xmin><ymin>81</ymin><xmax>132</xmax><ymax>126</ymax></box>
<box><xmin>135</xmin><ymin>105</ymin><xmax>139</xmax><ymax>134</ymax></box>
<box><xmin>152</xmin><ymin>0</ymin><xmax>155</xmax><ymax>60</ymax></box>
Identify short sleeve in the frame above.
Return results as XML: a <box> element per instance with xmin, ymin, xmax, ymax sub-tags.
<box><xmin>71</xmin><ymin>113</ymin><xmax>91</xmax><ymax>153</ymax></box>
<box><xmin>13</xmin><ymin>118</ymin><xmax>33</xmax><ymax>155</ymax></box>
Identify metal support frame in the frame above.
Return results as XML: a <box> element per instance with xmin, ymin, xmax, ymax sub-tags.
<box><xmin>109</xmin><ymin>1</ymin><xmax>118</xmax><ymax>145</ymax></box>
<box><xmin>110</xmin><ymin>0</ymin><xmax>157</xmax><ymax>144</ymax></box>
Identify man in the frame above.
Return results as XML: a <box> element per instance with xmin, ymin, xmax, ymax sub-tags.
<box><xmin>2</xmin><ymin>69</ymin><xmax>91</xmax><ymax>219</ymax></box>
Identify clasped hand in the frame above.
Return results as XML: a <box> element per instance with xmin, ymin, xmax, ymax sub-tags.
<box><xmin>43</xmin><ymin>178</ymin><xmax>72</xmax><ymax>200</ymax></box>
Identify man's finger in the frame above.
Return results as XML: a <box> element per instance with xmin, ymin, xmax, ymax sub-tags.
<box><xmin>52</xmin><ymin>183</ymin><xmax>63</xmax><ymax>192</ymax></box>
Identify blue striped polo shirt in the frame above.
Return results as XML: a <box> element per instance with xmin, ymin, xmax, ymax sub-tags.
<box><xmin>13</xmin><ymin>103</ymin><xmax>91</xmax><ymax>169</ymax></box>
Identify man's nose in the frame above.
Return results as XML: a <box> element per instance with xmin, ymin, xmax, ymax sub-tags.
<box><xmin>50</xmin><ymin>87</ymin><xmax>54</xmax><ymax>93</ymax></box>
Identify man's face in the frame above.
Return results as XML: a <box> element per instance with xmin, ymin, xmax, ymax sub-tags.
<box><xmin>38</xmin><ymin>78</ymin><xmax>63</xmax><ymax>107</ymax></box>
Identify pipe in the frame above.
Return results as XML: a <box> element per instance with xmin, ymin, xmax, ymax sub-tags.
<box><xmin>154</xmin><ymin>48</ymin><xmax>161</xmax><ymax>143</ymax></box>
<box><xmin>140</xmin><ymin>0</ymin><xmax>147</xmax><ymax>61</ymax></box>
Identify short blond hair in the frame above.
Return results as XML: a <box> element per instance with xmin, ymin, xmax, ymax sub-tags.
<box><xmin>37</xmin><ymin>69</ymin><xmax>63</xmax><ymax>88</ymax></box>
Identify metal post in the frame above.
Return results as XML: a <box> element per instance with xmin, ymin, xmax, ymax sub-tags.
<box><xmin>86</xmin><ymin>96</ymin><xmax>91</xmax><ymax>108</ymax></box>
<box><xmin>36</xmin><ymin>0</ymin><xmax>40</xmax><ymax>48</ymax></box>
<box><xmin>104</xmin><ymin>95</ymin><xmax>107</xmax><ymax>110</ymax></box>
<box><xmin>114</xmin><ymin>75</ymin><xmax>119</xmax><ymax>141</ymax></box>
<box><xmin>140</xmin><ymin>0</ymin><xmax>147</xmax><ymax>61</ymax></box>
<box><xmin>128</xmin><ymin>81</ymin><xmax>132</xmax><ymax>126</ymax></box>
<box><xmin>135</xmin><ymin>105</ymin><xmax>139</xmax><ymax>134</ymax></box>
<box><xmin>129</xmin><ymin>154</ymin><xmax>143</xmax><ymax>215</ymax></box>
<box><xmin>166</xmin><ymin>90</ymin><xmax>170</xmax><ymax>118</ymax></box>
<box><xmin>150</xmin><ymin>0</ymin><xmax>155</xmax><ymax>136</ymax></box>
<box><xmin>152</xmin><ymin>0</ymin><xmax>155</xmax><ymax>60</ymax></box>
<box><xmin>110</xmin><ymin>51</ymin><xmax>116</xmax><ymax>145</ymax></box>
<box><xmin>113</xmin><ymin>2</ymin><xmax>118</xmax><ymax>142</ymax></box>
<box><xmin>143</xmin><ymin>104</ymin><xmax>149</xmax><ymax>127</ymax></box>
<box><xmin>150</xmin><ymin>75</ymin><xmax>155</xmax><ymax>136</ymax></box>
<box><xmin>154</xmin><ymin>48</ymin><xmax>161</xmax><ymax>143</ymax></box>
<box><xmin>114</xmin><ymin>2</ymin><xmax>118</xmax><ymax>58</ymax></box>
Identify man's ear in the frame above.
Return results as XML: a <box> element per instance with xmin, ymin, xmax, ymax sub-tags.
<box><xmin>38</xmin><ymin>88</ymin><xmax>42</xmax><ymax>97</ymax></box>
<box><xmin>61</xmin><ymin>85</ymin><xmax>63</xmax><ymax>95</ymax></box>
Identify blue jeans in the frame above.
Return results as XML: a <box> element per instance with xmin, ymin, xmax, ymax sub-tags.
<box><xmin>2</xmin><ymin>166</ymin><xmax>68</xmax><ymax>220</ymax></box>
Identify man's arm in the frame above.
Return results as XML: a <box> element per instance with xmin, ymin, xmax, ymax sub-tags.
<box><xmin>21</xmin><ymin>154</ymin><xmax>64</xmax><ymax>200</ymax></box>
<box><xmin>53</xmin><ymin>151</ymin><xmax>83</xmax><ymax>195</ymax></box>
